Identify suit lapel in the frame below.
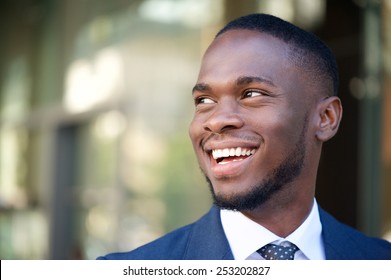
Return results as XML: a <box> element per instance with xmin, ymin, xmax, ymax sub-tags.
<box><xmin>183</xmin><ymin>206</ymin><xmax>234</xmax><ymax>260</ymax></box>
<box><xmin>319</xmin><ymin>208</ymin><xmax>366</xmax><ymax>260</ymax></box>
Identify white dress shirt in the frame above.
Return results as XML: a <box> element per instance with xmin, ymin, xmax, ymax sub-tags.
<box><xmin>220</xmin><ymin>199</ymin><xmax>325</xmax><ymax>260</ymax></box>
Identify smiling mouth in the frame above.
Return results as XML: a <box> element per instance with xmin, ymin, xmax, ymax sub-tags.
<box><xmin>212</xmin><ymin>147</ymin><xmax>257</xmax><ymax>164</ymax></box>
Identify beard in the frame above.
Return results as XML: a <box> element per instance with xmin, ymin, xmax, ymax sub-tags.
<box><xmin>204</xmin><ymin>117</ymin><xmax>308</xmax><ymax>212</ymax></box>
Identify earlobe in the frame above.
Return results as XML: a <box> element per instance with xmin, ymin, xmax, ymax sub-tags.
<box><xmin>315</xmin><ymin>96</ymin><xmax>343</xmax><ymax>142</ymax></box>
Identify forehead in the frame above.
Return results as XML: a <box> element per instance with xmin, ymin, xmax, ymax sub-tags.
<box><xmin>198</xmin><ymin>29</ymin><xmax>292</xmax><ymax>81</ymax></box>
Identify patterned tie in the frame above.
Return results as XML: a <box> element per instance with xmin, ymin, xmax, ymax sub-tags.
<box><xmin>257</xmin><ymin>242</ymin><xmax>299</xmax><ymax>260</ymax></box>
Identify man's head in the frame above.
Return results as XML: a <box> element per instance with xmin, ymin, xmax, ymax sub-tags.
<box><xmin>189</xmin><ymin>14</ymin><xmax>342</xmax><ymax>212</ymax></box>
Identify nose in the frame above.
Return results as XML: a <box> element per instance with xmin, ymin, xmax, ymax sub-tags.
<box><xmin>203</xmin><ymin>99</ymin><xmax>244</xmax><ymax>133</ymax></box>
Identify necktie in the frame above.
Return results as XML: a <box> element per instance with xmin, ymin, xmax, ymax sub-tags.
<box><xmin>257</xmin><ymin>242</ymin><xmax>299</xmax><ymax>260</ymax></box>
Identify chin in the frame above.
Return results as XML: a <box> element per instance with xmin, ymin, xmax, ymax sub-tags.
<box><xmin>210</xmin><ymin>182</ymin><xmax>275</xmax><ymax>211</ymax></box>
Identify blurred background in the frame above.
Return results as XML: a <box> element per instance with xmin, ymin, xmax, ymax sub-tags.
<box><xmin>0</xmin><ymin>0</ymin><xmax>391</xmax><ymax>259</ymax></box>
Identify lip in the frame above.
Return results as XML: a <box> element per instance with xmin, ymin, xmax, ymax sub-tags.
<box><xmin>209</xmin><ymin>150</ymin><xmax>256</xmax><ymax>178</ymax></box>
<box><xmin>204</xmin><ymin>139</ymin><xmax>259</xmax><ymax>153</ymax></box>
<box><xmin>201</xmin><ymin>136</ymin><xmax>260</xmax><ymax>177</ymax></box>
<box><xmin>205</xmin><ymin>144</ymin><xmax>258</xmax><ymax>179</ymax></box>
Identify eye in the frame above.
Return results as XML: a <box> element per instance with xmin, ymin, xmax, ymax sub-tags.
<box><xmin>195</xmin><ymin>96</ymin><xmax>215</xmax><ymax>105</ymax></box>
<box><xmin>243</xmin><ymin>90</ymin><xmax>263</xmax><ymax>98</ymax></box>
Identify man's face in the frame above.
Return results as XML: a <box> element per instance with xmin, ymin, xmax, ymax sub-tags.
<box><xmin>189</xmin><ymin>29</ymin><xmax>315</xmax><ymax>211</ymax></box>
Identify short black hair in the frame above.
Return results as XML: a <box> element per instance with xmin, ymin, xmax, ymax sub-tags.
<box><xmin>216</xmin><ymin>13</ymin><xmax>339</xmax><ymax>96</ymax></box>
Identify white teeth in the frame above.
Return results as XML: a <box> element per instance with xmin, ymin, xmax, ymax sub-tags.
<box><xmin>212</xmin><ymin>147</ymin><xmax>256</xmax><ymax>160</ymax></box>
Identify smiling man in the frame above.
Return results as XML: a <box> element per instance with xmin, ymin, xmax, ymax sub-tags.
<box><xmin>98</xmin><ymin>14</ymin><xmax>391</xmax><ymax>260</ymax></box>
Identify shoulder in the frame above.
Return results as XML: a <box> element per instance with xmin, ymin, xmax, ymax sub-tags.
<box><xmin>319</xmin><ymin>208</ymin><xmax>391</xmax><ymax>259</ymax></box>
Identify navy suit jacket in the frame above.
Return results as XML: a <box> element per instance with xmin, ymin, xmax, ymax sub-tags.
<box><xmin>98</xmin><ymin>206</ymin><xmax>391</xmax><ymax>260</ymax></box>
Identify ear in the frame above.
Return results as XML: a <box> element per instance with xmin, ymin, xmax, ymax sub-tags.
<box><xmin>315</xmin><ymin>96</ymin><xmax>343</xmax><ymax>142</ymax></box>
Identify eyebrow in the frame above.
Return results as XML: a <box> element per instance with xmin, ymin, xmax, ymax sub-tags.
<box><xmin>192</xmin><ymin>83</ymin><xmax>210</xmax><ymax>94</ymax></box>
<box><xmin>192</xmin><ymin>75</ymin><xmax>276</xmax><ymax>94</ymax></box>
<box><xmin>236</xmin><ymin>75</ymin><xmax>276</xmax><ymax>87</ymax></box>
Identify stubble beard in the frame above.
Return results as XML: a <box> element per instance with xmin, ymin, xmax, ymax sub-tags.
<box><xmin>203</xmin><ymin>118</ymin><xmax>308</xmax><ymax>212</ymax></box>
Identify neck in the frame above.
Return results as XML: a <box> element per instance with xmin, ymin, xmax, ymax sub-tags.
<box><xmin>240</xmin><ymin>188</ymin><xmax>314</xmax><ymax>238</ymax></box>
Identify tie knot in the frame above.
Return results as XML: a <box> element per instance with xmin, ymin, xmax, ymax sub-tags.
<box><xmin>257</xmin><ymin>242</ymin><xmax>299</xmax><ymax>260</ymax></box>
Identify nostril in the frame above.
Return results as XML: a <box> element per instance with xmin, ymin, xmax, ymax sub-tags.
<box><xmin>220</xmin><ymin>124</ymin><xmax>240</xmax><ymax>132</ymax></box>
<box><xmin>203</xmin><ymin>113</ymin><xmax>244</xmax><ymax>133</ymax></box>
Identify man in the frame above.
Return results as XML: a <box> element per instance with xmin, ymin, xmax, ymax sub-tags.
<box><xmin>98</xmin><ymin>13</ymin><xmax>391</xmax><ymax>260</ymax></box>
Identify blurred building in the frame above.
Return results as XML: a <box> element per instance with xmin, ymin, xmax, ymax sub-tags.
<box><xmin>0</xmin><ymin>0</ymin><xmax>390</xmax><ymax>259</ymax></box>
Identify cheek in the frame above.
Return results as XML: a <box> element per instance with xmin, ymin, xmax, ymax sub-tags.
<box><xmin>253</xmin><ymin>110</ymin><xmax>302</xmax><ymax>148</ymax></box>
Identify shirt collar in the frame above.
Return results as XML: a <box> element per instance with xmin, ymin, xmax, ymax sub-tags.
<box><xmin>220</xmin><ymin>199</ymin><xmax>325</xmax><ymax>260</ymax></box>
